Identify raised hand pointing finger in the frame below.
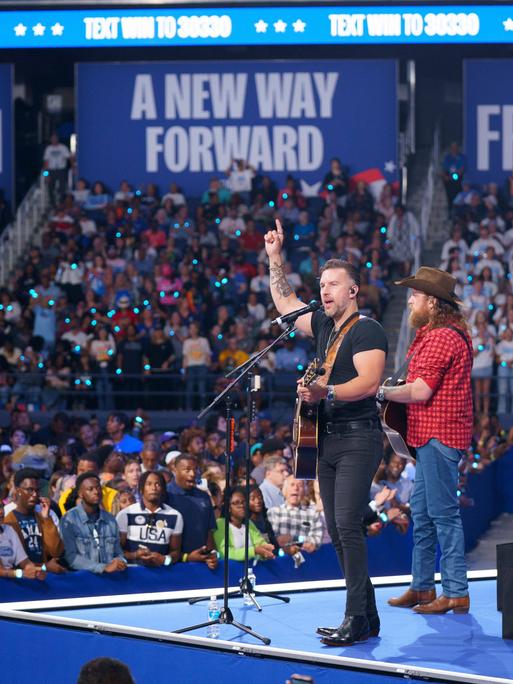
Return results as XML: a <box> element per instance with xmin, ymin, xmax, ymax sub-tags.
<box><xmin>275</xmin><ymin>218</ymin><xmax>284</xmax><ymax>244</ymax></box>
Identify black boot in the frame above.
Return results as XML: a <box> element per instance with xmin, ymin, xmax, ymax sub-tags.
<box><xmin>317</xmin><ymin>613</ymin><xmax>379</xmax><ymax>638</ymax></box>
<box><xmin>320</xmin><ymin>615</ymin><xmax>370</xmax><ymax>646</ymax></box>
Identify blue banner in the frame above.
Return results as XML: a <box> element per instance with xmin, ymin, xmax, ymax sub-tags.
<box><xmin>464</xmin><ymin>59</ymin><xmax>513</xmax><ymax>185</ymax></box>
<box><xmin>0</xmin><ymin>65</ymin><xmax>13</xmax><ymax>206</ymax></box>
<box><xmin>76</xmin><ymin>60</ymin><xmax>397</xmax><ymax>198</ymax></box>
<box><xmin>3</xmin><ymin>6</ymin><xmax>513</xmax><ymax>48</ymax></box>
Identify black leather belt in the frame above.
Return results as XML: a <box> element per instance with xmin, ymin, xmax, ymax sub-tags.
<box><xmin>324</xmin><ymin>419</ymin><xmax>380</xmax><ymax>434</ymax></box>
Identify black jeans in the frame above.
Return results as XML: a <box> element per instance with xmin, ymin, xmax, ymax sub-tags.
<box><xmin>318</xmin><ymin>426</ymin><xmax>383</xmax><ymax>616</ymax></box>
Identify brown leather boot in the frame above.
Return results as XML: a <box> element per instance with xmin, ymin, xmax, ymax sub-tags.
<box><xmin>388</xmin><ymin>587</ymin><xmax>436</xmax><ymax>608</ymax></box>
<box><xmin>413</xmin><ymin>595</ymin><xmax>470</xmax><ymax>614</ymax></box>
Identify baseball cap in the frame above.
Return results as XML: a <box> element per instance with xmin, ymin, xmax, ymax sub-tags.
<box><xmin>160</xmin><ymin>431</ymin><xmax>178</xmax><ymax>445</ymax></box>
<box><xmin>165</xmin><ymin>450</ymin><xmax>181</xmax><ymax>465</ymax></box>
<box><xmin>250</xmin><ymin>442</ymin><xmax>263</xmax><ymax>457</ymax></box>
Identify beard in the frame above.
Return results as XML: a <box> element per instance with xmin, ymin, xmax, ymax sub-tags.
<box><xmin>409</xmin><ymin>307</ymin><xmax>430</xmax><ymax>329</ymax></box>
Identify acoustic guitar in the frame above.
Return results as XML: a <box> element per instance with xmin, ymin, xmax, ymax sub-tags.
<box><xmin>380</xmin><ymin>378</ymin><xmax>416</xmax><ymax>460</ymax></box>
<box><xmin>293</xmin><ymin>358</ymin><xmax>323</xmax><ymax>479</ymax></box>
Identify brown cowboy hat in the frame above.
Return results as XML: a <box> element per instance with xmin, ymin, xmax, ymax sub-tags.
<box><xmin>395</xmin><ymin>266</ymin><xmax>462</xmax><ymax>306</ymax></box>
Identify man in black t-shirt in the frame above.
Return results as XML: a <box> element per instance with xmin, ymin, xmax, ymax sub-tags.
<box><xmin>265</xmin><ymin>220</ymin><xmax>387</xmax><ymax>646</ymax></box>
<box><xmin>116</xmin><ymin>324</ymin><xmax>147</xmax><ymax>409</ymax></box>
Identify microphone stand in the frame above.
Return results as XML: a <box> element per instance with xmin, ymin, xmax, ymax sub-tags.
<box><xmin>235</xmin><ymin>365</ymin><xmax>290</xmax><ymax>611</ymax></box>
<box><xmin>174</xmin><ymin>323</ymin><xmax>297</xmax><ymax>644</ymax></box>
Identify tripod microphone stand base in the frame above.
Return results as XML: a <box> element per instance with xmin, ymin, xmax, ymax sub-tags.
<box><xmin>173</xmin><ymin>607</ymin><xmax>271</xmax><ymax>645</ymax></box>
<box><xmin>188</xmin><ymin>577</ymin><xmax>291</xmax><ymax>610</ymax></box>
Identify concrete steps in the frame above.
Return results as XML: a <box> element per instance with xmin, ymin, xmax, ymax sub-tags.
<box><xmin>466</xmin><ymin>513</ymin><xmax>513</xmax><ymax>571</ymax></box>
<box><xmin>381</xmin><ymin>146</ymin><xmax>431</xmax><ymax>374</ymax></box>
<box><xmin>382</xmin><ymin>290</ymin><xmax>408</xmax><ymax>376</ymax></box>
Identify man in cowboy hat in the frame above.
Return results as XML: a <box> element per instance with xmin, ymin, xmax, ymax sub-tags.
<box><xmin>377</xmin><ymin>266</ymin><xmax>473</xmax><ymax>614</ymax></box>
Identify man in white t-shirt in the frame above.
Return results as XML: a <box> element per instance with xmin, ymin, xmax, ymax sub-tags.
<box><xmin>441</xmin><ymin>225</ymin><xmax>468</xmax><ymax>269</ymax></box>
<box><xmin>43</xmin><ymin>133</ymin><xmax>71</xmax><ymax>204</ymax></box>
<box><xmin>469</xmin><ymin>225</ymin><xmax>504</xmax><ymax>259</ymax></box>
<box><xmin>225</xmin><ymin>159</ymin><xmax>255</xmax><ymax>198</ymax></box>
<box><xmin>219</xmin><ymin>205</ymin><xmax>246</xmax><ymax>238</ymax></box>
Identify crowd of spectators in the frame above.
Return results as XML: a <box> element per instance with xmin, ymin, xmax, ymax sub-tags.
<box><xmin>0</xmin><ymin>409</ymin><xmax>332</xmax><ymax>578</ymax></box>
<box><xmin>441</xmin><ymin>142</ymin><xmax>513</xmax><ymax>418</ymax></box>
<box><xmin>1</xmin><ymin>384</ymin><xmax>512</xmax><ymax>580</ymax></box>
<box><xmin>0</xmin><ymin>149</ymin><xmax>406</xmax><ymax>413</ymax></box>
<box><xmin>2</xmin><ymin>138</ymin><xmax>513</xmax><ymax>584</ymax></box>
<box><xmin>0</xmin><ymin>404</ymin><xmax>431</xmax><ymax>581</ymax></box>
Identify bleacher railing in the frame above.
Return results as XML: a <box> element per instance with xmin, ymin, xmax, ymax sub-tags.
<box><xmin>0</xmin><ymin>369</ymin><xmax>301</xmax><ymax>411</ymax></box>
<box><xmin>0</xmin><ymin>175</ymin><xmax>49</xmax><ymax>285</ymax></box>
<box><xmin>394</xmin><ymin>126</ymin><xmax>440</xmax><ymax>370</ymax></box>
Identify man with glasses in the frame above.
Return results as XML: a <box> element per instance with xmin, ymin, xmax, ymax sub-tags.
<box><xmin>0</xmin><ymin>499</ymin><xmax>46</xmax><ymax>580</ymax></box>
<box><xmin>60</xmin><ymin>471</ymin><xmax>127</xmax><ymax>574</ymax></box>
<box><xmin>4</xmin><ymin>467</ymin><xmax>64</xmax><ymax>573</ymax></box>
<box><xmin>259</xmin><ymin>455</ymin><xmax>289</xmax><ymax>510</ymax></box>
<box><xmin>116</xmin><ymin>471</ymin><xmax>183</xmax><ymax>567</ymax></box>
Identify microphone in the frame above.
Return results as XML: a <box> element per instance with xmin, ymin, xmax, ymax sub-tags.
<box><xmin>272</xmin><ymin>300</ymin><xmax>321</xmax><ymax>326</ymax></box>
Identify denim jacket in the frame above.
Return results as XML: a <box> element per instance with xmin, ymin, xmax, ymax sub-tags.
<box><xmin>59</xmin><ymin>503</ymin><xmax>125</xmax><ymax>574</ymax></box>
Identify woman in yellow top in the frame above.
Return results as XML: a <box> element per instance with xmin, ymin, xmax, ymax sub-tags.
<box><xmin>214</xmin><ymin>486</ymin><xmax>275</xmax><ymax>561</ymax></box>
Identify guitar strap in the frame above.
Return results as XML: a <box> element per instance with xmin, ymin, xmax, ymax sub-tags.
<box><xmin>446</xmin><ymin>324</ymin><xmax>473</xmax><ymax>362</ymax></box>
<box><xmin>316</xmin><ymin>312</ymin><xmax>362</xmax><ymax>389</ymax></box>
<box><xmin>388</xmin><ymin>355</ymin><xmax>413</xmax><ymax>386</ymax></box>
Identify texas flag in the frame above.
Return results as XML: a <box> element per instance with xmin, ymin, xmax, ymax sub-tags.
<box><xmin>306</xmin><ymin>165</ymin><xmax>399</xmax><ymax>201</ymax></box>
<box><xmin>349</xmin><ymin>168</ymin><xmax>388</xmax><ymax>200</ymax></box>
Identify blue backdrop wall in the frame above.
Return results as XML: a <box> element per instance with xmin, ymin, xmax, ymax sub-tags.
<box><xmin>76</xmin><ymin>59</ymin><xmax>398</xmax><ymax>197</ymax></box>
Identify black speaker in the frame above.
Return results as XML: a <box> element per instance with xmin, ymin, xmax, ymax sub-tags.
<box><xmin>497</xmin><ymin>543</ymin><xmax>513</xmax><ymax>640</ymax></box>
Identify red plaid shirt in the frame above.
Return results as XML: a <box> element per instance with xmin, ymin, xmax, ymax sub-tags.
<box><xmin>406</xmin><ymin>325</ymin><xmax>473</xmax><ymax>449</ymax></box>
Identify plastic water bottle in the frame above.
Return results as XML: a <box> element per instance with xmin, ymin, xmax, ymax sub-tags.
<box><xmin>207</xmin><ymin>595</ymin><xmax>220</xmax><ymax>638</ymax></box>
<box><xmin>248</xmin><ymin>566</ymin><xmax>257</xmax><ymax>592</ymax></box>
<box><xmin>244</xmin><ymin>568</ymin><xmax>257</xmax><ymax>605</ymax></box>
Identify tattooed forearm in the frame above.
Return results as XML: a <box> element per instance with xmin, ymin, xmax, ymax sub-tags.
<box><xmin>270</xmin><ymin>264</ymin><xmax>293</xmax><ymax>298</ymax></box>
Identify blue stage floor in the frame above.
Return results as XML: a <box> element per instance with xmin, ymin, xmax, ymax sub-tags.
<box><xmin>43</xmin><ymin>579</ymin><xmax>513</xmax><ymax>682</ymax></box>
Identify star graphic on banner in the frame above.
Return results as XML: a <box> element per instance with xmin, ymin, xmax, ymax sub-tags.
<box><xmin>384</xmin><ymin>160</ymin><xmax>397</xmax><ymax>173</ymax></box>
<box><xmin>274</xmin><ymin>19</ymin><xmax>287</xmax><ymax>33</ymax></box>
<box><xmin>32</xmin><ymin>23</ymin><xmax>46</xmax><ymax>36</ymax></box>
<box><xmin>13</xmin><ymin>23</ymin><xmax>27</xmax><ymax>36</ymax></box>
<box><xmin>254</xmin><ymin>19</ymin><xmax>268</xmax><ymax>33</ymax></box>
<box><xmin>292</xmin><ymin>19</ymin><xmax>306</xmax><ymax>33</ymax></box>
<box><xmin>300</xmin><ymin>179</ymin><xmax>322</xmax><ymax>197</ymax></box>
<box><xmin>503</xmin><ymin>17</ymin><xmax>513</xmax><ymax>30</ymax></box>
<box><xmin>51</xmin><ymin>22</ymin><xmax>64</xmax><ymax>36</ymax></box>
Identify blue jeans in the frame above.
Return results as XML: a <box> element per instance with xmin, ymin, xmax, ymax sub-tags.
<box><xmin>411</xmin><ymin>439</ymin><xmax>468</xmax><ymax>597</ymax></box>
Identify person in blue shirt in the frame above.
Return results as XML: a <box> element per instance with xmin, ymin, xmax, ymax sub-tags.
<box><xmin>60</xmin><ymin>471</ymin><xmax>126</xmax><ymax>574</ymax></box>
<box><xmin>166</xmin><ymin>454</ymin><xmax>218</xmax><ymax>569</ymax></box>
<box><xmin>107</xmin><ymin>411</ymin><xmax>143</xmax><ymax>455</ymax></box>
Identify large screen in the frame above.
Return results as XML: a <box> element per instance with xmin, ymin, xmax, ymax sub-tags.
<box><xmin>76</xmin><ymin>59</ymin><xmax>397</xmax><ymax>197</ymax></box>
<box><xmin>465</xmin><ymin>59</ymin><xmax>513</xmax><ymax>185</ymax></box>
<box><xmin>4</xmin><ymin>5</ymin><xmax>513</xmax><ymax>48</ymax></box>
